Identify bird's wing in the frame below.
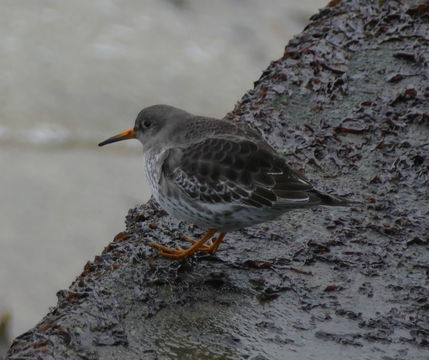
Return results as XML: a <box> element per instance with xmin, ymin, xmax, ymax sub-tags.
<box><xmin>161</xmin><ymin>137</ymin><xmax>323</xmax><ymax>209</ymax></box>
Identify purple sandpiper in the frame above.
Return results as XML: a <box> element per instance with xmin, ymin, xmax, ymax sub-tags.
<box><xmin>99</xmin><ymin>105</ymin><xmax>350</xmax><ymax>259</ymax></box>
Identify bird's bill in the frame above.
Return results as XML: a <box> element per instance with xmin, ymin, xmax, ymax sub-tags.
<box><xmin>98</xmin><ymin>128</ymin><xmax>136</xmax><ymax>146</ymax></box>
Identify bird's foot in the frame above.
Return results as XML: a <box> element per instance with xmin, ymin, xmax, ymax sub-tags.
<box><xmin>148</xmin><ymin>242</ymin><xmax>193</xmax><ymax>259</ymax></box>
<box><xmin>149</xmin><ymin>229</ymin><xmax>218</xmax><ymax>259</ymax></box>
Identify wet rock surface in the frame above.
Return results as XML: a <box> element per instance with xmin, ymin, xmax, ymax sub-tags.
<box><xmin>6</xmin><ymin>0</ymin><xmax>429</xmax><ymax>359</ymax></box>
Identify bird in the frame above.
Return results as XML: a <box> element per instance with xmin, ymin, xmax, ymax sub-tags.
<box><xmin>99</xmin><ymin>105</ymin><xmax>350</xmax><ymax>259</ymax></box>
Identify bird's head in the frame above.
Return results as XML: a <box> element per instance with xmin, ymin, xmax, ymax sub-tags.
<box><xmin>98</xmin><ymin>105</ymin><xmax>191</xmax><ymax>150</ymax></box>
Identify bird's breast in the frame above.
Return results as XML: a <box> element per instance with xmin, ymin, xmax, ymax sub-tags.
<box><xmin>142</xmin><ymin>149</ymin><xmax>166</xmax><ymax>200</ymax></box>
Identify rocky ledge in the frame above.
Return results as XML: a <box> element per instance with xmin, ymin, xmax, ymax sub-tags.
<box><xmin>6</xmin><ymin>1</ymin><xmax>429</xmax><ymax>359</ymax></box>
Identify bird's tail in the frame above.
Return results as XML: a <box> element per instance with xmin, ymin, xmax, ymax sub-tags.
<box><xmin>312</xmin><ymin>190</ymin><xmax>360</xmax><ymax>207</ymax></box>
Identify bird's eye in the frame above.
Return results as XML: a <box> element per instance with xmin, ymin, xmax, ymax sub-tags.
<box><xmin>143</xmin><ymin>119</ymin><xmax>152</xmax><ymax>128</ymax></box>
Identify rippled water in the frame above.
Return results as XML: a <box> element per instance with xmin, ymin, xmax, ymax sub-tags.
<box><xmin>0</xmin><ymin>0</ymin><xmax>325</xmax><ymax>337</ymax></box>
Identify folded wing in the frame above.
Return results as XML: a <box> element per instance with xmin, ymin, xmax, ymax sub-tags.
<box><xmin>161</xmin><ymin>137</ymin><xmax>330</xmax><ymax>209</ymax></box>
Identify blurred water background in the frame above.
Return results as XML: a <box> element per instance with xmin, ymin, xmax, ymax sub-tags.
<box><xmin>0</xmin><ymin>0</ymin><xmax>325</xmax><ymax>339</ymax></box>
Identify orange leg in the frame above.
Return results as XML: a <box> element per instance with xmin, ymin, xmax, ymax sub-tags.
<box><xmin>180</xmin><ymin>232</ymin><xmax>227</xmax><ymax>253</ymax></box>
<box><xmin>208</xmin><ymin>232</ymin><xmax>226</xmax><ymax>253</ymax></box>
<box><xmin>149</xmin><ymin>229</ymin><xmax>217</xmax><ymax>259</ymax></box>
<box><xmin>179</xmin><ymin>234</ymin><xmax>214</xmax><ymax>252</ymax></box>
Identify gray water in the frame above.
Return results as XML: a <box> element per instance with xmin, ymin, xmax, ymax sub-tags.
<box><xmin>0</xmin><ymin>0</ymin><xmax>325</xmax><ymax>338</ymax></box>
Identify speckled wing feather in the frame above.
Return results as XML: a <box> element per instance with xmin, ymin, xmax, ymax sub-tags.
<box><xmin>161</xmin><ymin>136</ymin><xmax>328</xmax><ymax>209</ymax></box>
